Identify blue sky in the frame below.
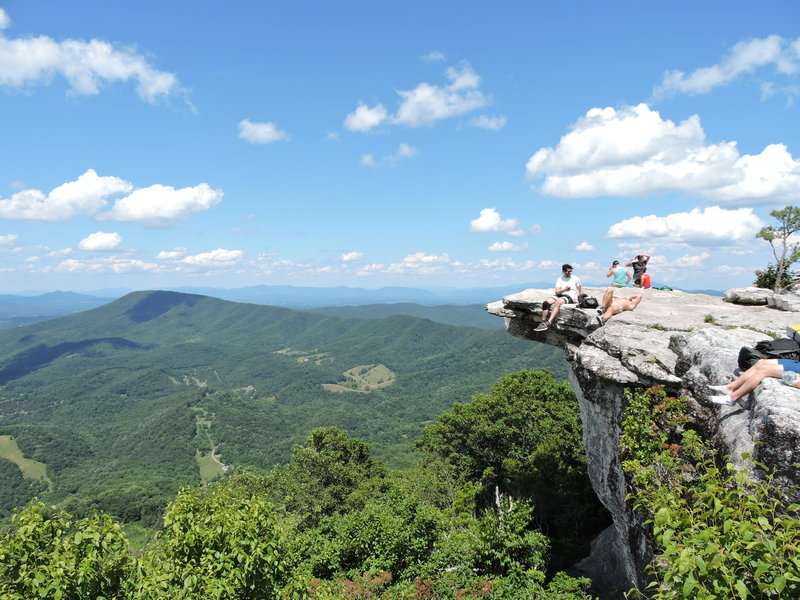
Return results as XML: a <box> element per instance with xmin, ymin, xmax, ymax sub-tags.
<box><xmin>0</xmin><ymin>1</ymin><xmax>799</xmax><ymax>293</ymax></box>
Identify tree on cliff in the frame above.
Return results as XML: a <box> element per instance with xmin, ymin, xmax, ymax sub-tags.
<box><xmin>755</xmin><ymin>205</ymin><xmax>800</xmax><ymax>292</ymax></box>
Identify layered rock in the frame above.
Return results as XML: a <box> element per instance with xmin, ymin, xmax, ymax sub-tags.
<box><xmin>486</xmin><ymin>286</ymin><xmax>800</xmax><ymax>594</ymax></box>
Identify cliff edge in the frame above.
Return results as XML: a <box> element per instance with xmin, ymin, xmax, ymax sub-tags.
<box><xmin>486</xmin><ymin>286</ymin><xmax>800</xmax><ymax>595</ymax></box>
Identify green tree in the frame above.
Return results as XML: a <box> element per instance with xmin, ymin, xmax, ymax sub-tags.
<box><xmin>0</xmin><ymin>502</ymin><xmax>134</xmax><ymax>600</ymax></box>
<box><xmin>417</xmin><ymin>369</ymin><xmax>608</xmax><ymax>571</ymax></box>
<box><xmin>265</xmin><ymin>427</ymin><xmax>386</xmax><ymax>527</ymax></box>
<box><xmin>756</xmin><ymin>205</ymin><xmax>800</xmax><ymax>292</ymax></box>
<box><xmin>133</xmin><ymin>474</ymin><xmax>293</xmax><ymax>600</ymax></box>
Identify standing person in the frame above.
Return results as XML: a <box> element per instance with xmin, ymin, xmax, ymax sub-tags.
<box><xmin>626</xmin><ymin>254</ymin><xmax>651</xmax><ymax>288</ymax></box>
<box><xmin>534</xmin><ymin>264</ymin><xmax>582</xmax><ymax>331</ymax></box>
<box><xmin>607</xmin><ymin>260</ymin><xmax>631</xmax><ymax>287</ymax></box>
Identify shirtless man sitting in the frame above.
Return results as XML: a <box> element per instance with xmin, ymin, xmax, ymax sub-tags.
<box><xmin>598</xmin><ymin>287</ymin><xmax>643</xmax><ymax>324</ymax></box>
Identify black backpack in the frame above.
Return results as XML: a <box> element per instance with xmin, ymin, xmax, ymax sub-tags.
<box><xmin>578</xmin><ymin>294</ymin><xmax>599</xmax><ymax>309</ymax></box>
<box><xmin>738</xmin><ymin>337</ymin><xmax>800</xmax><ymax>370</ymax></box>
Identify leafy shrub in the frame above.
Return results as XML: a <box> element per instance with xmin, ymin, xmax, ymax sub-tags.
<box><xmin>133</xmin><ymin>475</ymin><xmax>293</xmax><ymax>600</ymax></box>
<box><xmin>0</xmin><ymin>502</ymin><xmax>134</xmax><ymax>600</ymax></box>
<box><xmin>621</xmin><ymin>387</ymin><xmax>800</xmax><ymax>599</ymax></box>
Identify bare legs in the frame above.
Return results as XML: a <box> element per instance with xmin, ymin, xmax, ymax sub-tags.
<box><xmin>542</xmin><ymin>297</ymin><xmax>566</xmax><ymax>326</ymax></box>
<box><xmin>717</xmin><ymin>359</ymin><xmax>783</xmax><ymax>402</ymax></box>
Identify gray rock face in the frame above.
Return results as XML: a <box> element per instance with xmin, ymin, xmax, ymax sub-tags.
<box><xmin>486</xmin><ymin>286</ymin><xmax>800</xmax><ymax>592</ymax></box>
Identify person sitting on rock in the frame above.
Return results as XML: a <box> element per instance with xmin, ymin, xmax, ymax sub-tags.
<box><xmin>626</xmin><ymin>253</ymin><xmax>651</xmax><ymax>288</ymax></box>
<box><xmin>535</xmin><ymin>264</ymin><xmax>581</xmax><ymax>332</ymax></box>
<box><xmin>709</xmin><ymin>358</ymin><xmax>800</xmax><ymax>405</ymax></box>
<box><xmin>597</xmin><ymin>288</ymin><xmax>643</xmax><ymax>324</ymax></box>
<box><xmin>607</xmin><ymin>260</ymin><xmax>631</xmax><ymax>287</ymax></box>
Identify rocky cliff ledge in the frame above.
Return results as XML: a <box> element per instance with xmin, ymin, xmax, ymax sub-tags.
<box><xmin>486</xmin><ymin>287</ymin><xmax>800</xmax><ymax>594</ymax></box>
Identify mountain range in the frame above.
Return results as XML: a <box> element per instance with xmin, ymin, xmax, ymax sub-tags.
<box><xmin>0</xmin><ymin>290</ymin><xmax>566</xmax><ymax>525</ymax></box>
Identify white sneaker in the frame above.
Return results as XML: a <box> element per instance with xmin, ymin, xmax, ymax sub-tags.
<box><xmin>710</xmin><ymin>395</ymin><xmax>736</xmax><ymax>406</ymax></box>
<box><xmin>709</xmin><ymin>385</ymin><xmax>730</xmax><ymax>395</ymax></box>
<box><xmin>534</xmin><ymin>322</ymin><xmax>548</xmax><ymax>332</ymax></box>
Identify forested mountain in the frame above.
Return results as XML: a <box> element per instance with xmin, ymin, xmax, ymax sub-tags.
<box><xmin>306</xmin><ymin>303</ymin><xmax>501</xmax><ymax>328</ymax></box>
<box><xmin>0</xmin><ymin>290</ymin><xmax>567</xmax><ymax>526</ymax></box>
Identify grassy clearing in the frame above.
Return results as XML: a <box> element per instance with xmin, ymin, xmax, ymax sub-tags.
<box><xmin>322</xmin><ymin>364</ymin><xmax>396</xmax><ymax>394</ymax></box>
<box><xmin>192</xmin><ymin>408</ymin><xmax>226</xmax><ymax>483</ymax></box>
<box><xmin>0</xmin><ymin>434</ymin><xmax>50</xmax><ymax>482</ymax></box>
<box><xmin>274</xmin><ymin>347</ymin><xmax>334</xmax><ymax>365</ymax></box>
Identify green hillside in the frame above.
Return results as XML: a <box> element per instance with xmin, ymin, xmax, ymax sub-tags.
<box><xmin>0</xmin><ymin>290</ymin><xmax>567</xmax><ymax>524</ymax></box>
<box><xmin>306</xmin><ymin>302</ymin><xmax>502</xmax><ymax>328</ymax></box>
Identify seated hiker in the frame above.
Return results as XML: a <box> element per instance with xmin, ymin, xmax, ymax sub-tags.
<box><xmin>598</xmin><ymin>288</ymin><xmax>643</xmax><ymax>324</ymax></box>
<box><xmin>606</xmin><ymin>260</ymin><xmax>631</xmax><ymax>287</ymax></box>
<box><xmin>709</xmin><ymin>358</ymin><xmax>800</xmax><ymax>406</ymax></box>
<box><xmin>535</xmin><ymin>263</ymin><xmax>581</xmax><ymax>332</ymax></box>
<box><xmin>626</xmin><ymin>253</ymin><xmax>651</xmax><ymax>288</ymax></box>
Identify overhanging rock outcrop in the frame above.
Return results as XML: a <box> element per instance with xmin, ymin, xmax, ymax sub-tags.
<box><xmin>487</xmin><ymin>287</ymin><xmax>800</xmax><ymax>594</ymax></box>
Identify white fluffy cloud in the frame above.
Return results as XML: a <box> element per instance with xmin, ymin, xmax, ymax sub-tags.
<box><xmin>0</xmin><ymin>9</ymin><xmax>181</xmax><ymax>102</ymax></box>
<box><xmin>470</xmin><ymin>115</ymin><xmax>507</xmax><ymax>131</ymax></box>
<box><xmin>182</xmin><ymin>248</ymin><xmax>243</xmax><ymax>267</ymax></box>
<box><xmin>344</xmin><ymin>103</ymin><xmax>389</xmax><ymax>132</ymax></box>
<box><xmin>55</xmin><ymin>257</ymin><xmax>160</xmax><ymax>273</ymax></box>
<box><xmin>526</xmin><ymin>103</ymin><xmax>800</xmax><ymax>205</ymax></box>
<box><xmin>606</xmin><ymin>206</ymin><xmax>765</xmax><ymax>244</ymax></box>
<box><xmin>340</xmin><ymin>251</ymin><xmax>364</xmax><ymax>261</ymax></box>
<box><xmin>575</xmin><ymin>242</ymin><xmax>595</xmax><ymax>251</ymax></box>
<box><xmin>78</xmin><ymin>231</ymin><xmax>122</xmax><ymax>251</ymax></box>
<box><xmin>359</xmin><ymin>144</ymin><xmax>417</xmax><ymax>167</ymax></box>
<box><xmin>0</xmin><ymin>233</ymin><xmax>18</xmax><ymax>247</ymax></box>
<box><xmin>387</xmin><ymin>252</ymin><xmax>450</xmax><ymax>274</ymax></box>
<box><xmin>0</xmin><ymin>170</ymin><xmax>222</xmax><ymax>224</ymax></box>
<box><xmin>156</xmin><ymin>247</ymin><xmax>188</xmax><ymax>260</ymax></box>
<box><xmin>420</xmin><ymin>51</ymin><xmax>446</xmax><ymax>62</ymax></box>
<box><xmin>344</xmin><ymin>63</ymin><xmax>489</xmax><ymax>132</ymax></box>
<box><xmin>238</xmin><ymin>119</ymin><xmax>290</xmax><ymax>144</ymax></box>
<box><xmin>488</xmin><ymin>241</ymin><xmax>528</xmax><ymax>252</ymax></box>
<box><xmin>654</xmin><ymin>35</ymin><xmax>800</xmax><ymax>97</ymax></box>
<box><xmin>98</xmin><ymin>182</ymin><xmax>223</xmax><ymax>223</ymax></box>
<box><xmin>0</xmin><ymin>170</ymin><xmax>132</xmax><ymax>221</ymax></box>
<box><xmin>469</xmin><ymin>208</ymin><xmax>521</xmax><ymax>234</ymax></box>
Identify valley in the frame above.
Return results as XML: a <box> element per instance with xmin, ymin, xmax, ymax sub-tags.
<box><xmin>0</xmin><ymin>290</ymin><xmax>567</xmax><ymax>525</ymax></box>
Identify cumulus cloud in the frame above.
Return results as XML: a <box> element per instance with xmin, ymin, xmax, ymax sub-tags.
<box><xmin>387</xmin><ymin>252</ymin><xmax>450</xmax><ymax>274</ymax></box>
<box><xmin>98</xmin><ymin>182</ymin><xmax>223</xmax><ymax>224</ymax></box>
<box><xmin>470</xmin><ymin>115</ymin><xmax>507</xmax><ymax>131</ymax></box>
<box><xmin>344</xmin><ymin>103</ymin><xmax>389</xmax><ymax>132</ymax></box>
<box><xmin>0</xmin><ymin>169</ymin><xmax>132</xmax><ymax>221</ymax></box>
<box><xmin>238</xmin><ymin>119</ymin><xmax>290</xmax><ymax>144</ymax></box>
<box><xmin>0</xmin><ymin>170</ymin><xmax>222</xmax><ymax>224</ymax></box>
<box><xmin>469</xmin><ymin>208</ymin><xmax>521</xmax><ymax>234</ymax></box>
<box><xmin>671</xmin><ymin>252</ymin><xmax>711</xmax><ymax>267</ymax></box>
<box><xmin>156</xmin><ymin>247</ymin><xmax>188</xmax><ymax>260</ymax></box>
<box><xmin>525</xmin><ymin>103</ymin><xmax>800</xmax><ymax>205</ymax></box>
<box><xmin>575</xmin><ymin>241</ymin><xmax>595</xmax><ymax>251</ymax></box>
<box><xmin>340</xmin><ymin>251</ymin><xmax>364</xmax><ymax>261</ymax></box>
<box><xmin>182</xmin><ymin>248</ymin><xmax>243</xmax><ymax>267</ymax></box>
<box><xmin>606</xmin><ymin>206</ymin><xmax>765</xmax><ymax>245</ymax></box>
<box><xmin>78</xmin><ymin>231</ymin><xmax>122</xmax><ymax>251</ymax></box>
<box><xmin>654</xmin><ymin>35</ymin><xmax>800</xmax><ymax>97</ymax></box>
<box><xmin>420</xmin><ymin>51</ymin><xmax>446</xmax><ymax>62</ymax></box>
<box><xmin>0</xmin><ymin>9</ymin><xmax>182</xmax><ymax>102</ymax></box>
<box><xmin>0</xmin><ymin>233</ymin><xmax>18</xmax><ymax>247</ymax></box>
<box><xmin>488</xmin><ymin>241</ymin><xmax>528</xmax><ymax>252</ymax></box>
<box><xmin>55</xmin><ymin>257</ymin><xmax>160</xmax><ymax>273</ymax></box>
<box><xmin>359</xmin><ymin>143</ymin><xmax>417</xmax><ymax>167</ymax></box>
<box><xmin>344</xmin><ymin>63</ymin><xmax>489</xmax><ymax>132</ymax></box>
